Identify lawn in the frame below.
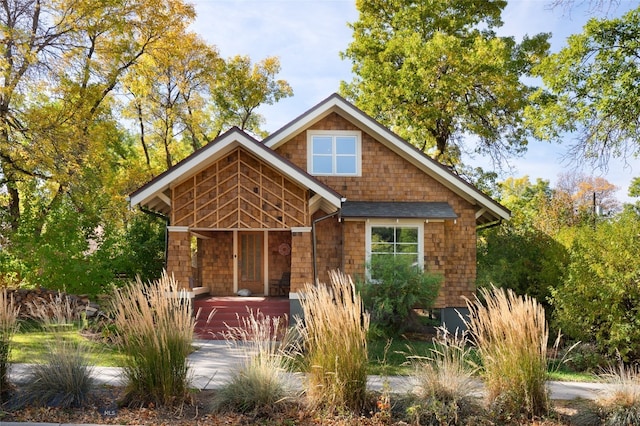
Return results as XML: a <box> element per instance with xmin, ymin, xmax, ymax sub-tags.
<box><xmin>9</xmin><ymin>323</ymin><xmax>127</xmax><ymax>367</ymax></box>
<box><xmin>367</xmin><ymin>337</ymin><xmax>598</xmax><ymax>381</ymax></box>
<box><xmin>367</xmin><ymin>338</ymin><xmax>434</xmax><ymax>376</ymax></box>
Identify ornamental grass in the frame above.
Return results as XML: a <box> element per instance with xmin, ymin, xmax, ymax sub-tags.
<box><xmin>111</xmin><ymin>272</ymin><xmax>194</xmax><ymax>407</ymax></box>
<box><xmin>597</xmin><ymin>363</ymin><xmax>640</xmax><ymax>426</ymax></box>
<box><xmin>22</xmin><ymin>292</ymin><xmax>94</xmax><ymax>409</ymax></box>
<box><xmin>464</xmin><ymin>285</ymin><xmax>550</xmax><ymax>419</ymax></box>
<box><xmin>211</xmin><ymin>309</ymin><xmax>294</xmax><ymax>415</ymax></box>
<box><xmin>0</xmin><ymin>288</ymin><xmax>19</xmax><ymax>399</ymax></box>
<box><xmin>296</xmin><ymin>270</ymin><xmax>369</xmax><ymax>412</ymax></box>
<box><xmin>407</xmin><ymin>327</ymin><xmax>481</xmax><ymax>424</ymax></box>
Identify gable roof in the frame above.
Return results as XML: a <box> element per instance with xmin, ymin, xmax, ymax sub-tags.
<box><xmin>128</xmin><ymin>127</ymin><xmax>342</xmax><ymax>216</ymax></box>
<box><xmin>263</xmin><ymin>93</ymin><xmax>510</xmax><ymax>226</ymax></box>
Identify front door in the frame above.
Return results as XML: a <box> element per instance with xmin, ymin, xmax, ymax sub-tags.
<box><xmin>238</xmin><ymin>231</ymin><xmax>264</xmax><ymax>295</ymax></box>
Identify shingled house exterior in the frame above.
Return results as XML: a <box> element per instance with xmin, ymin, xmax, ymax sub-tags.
<box><xmin>128</xmin><ymin>94</ymin><xmax>510</xmax><ymax>327</ymax></box>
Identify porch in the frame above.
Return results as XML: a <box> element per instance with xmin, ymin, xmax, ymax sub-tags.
<box><xmin>193</xmin><ymin>296</ymin><xmax>290</xmax><ymax>340</ymax></box>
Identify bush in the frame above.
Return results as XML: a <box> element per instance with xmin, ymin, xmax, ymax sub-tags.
<box><xmin>21</xmin><ymin>341</ymin><xmax>94</xmax><ymax>408</ymax></box>
<box><xmin>111</xmin><ymin>272</ymin><xmax>194</xmax><ymax>407</ymax></box>
<box><xmin>211</xmin><ymin>310</ymin><xmax>294</xmax><ymax>415</ymax></box>
<box><xmin>0</xmin><ymin>289</ymin><xmax>19</xmax><ymax>399</ymax></box>
<box><xmin>357</xmin><ymin>256</ymin><xmax>441</xmax><ymax>337</ymax></box>
<box><xmin>551</xmin><ymin>211</ymin><xmax>640</xmax><ymax>361</ymax></box>
<box><xmin>406</xmin><ymin>327</ymin><xmax>481</xmax><ymax>425</ymax></box>
<box><xmin>464</xmin><ymin>286</ymin><xmax>550</xmax><ymax>420</ymax></box>
<box><xmin>296</xmin><ymin>270</ymin><xmax>369</xmax><ymax>412</ymax></box>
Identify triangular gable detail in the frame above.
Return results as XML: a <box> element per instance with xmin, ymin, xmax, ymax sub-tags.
<box><xmin>128</xmin><ymin>127</ymin><xmax>342</xmax><ymax>216</ymax></box>
<box><xmin>264</xmin><ymin>94</ymin><xmax>510</xmax><ymax>224</ymax></box>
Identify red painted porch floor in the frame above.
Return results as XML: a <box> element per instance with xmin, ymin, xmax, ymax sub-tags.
<box><xmin>193</xmin><ymin>296</ymin><xmax>290</xmax><ymax>340</ymax></box>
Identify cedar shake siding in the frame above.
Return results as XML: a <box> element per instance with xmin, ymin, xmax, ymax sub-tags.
<box><xmin>275</xmin><ymin>113</ymin><xmax>478</xmax><ymax>308</ymax></box>
<box><xmin>129</xmin><ymin>94</ymin><xmax>509</xmax><ymax>319</ymax></box>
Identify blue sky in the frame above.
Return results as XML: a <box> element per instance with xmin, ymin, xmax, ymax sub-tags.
<box><xmin>189</xmin><ymin>0</ymin><xmax>640</xmax><ymax>203</ymax></box>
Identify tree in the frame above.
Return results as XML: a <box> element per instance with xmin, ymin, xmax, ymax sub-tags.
<box><xmin>340</xmin><ymin>0</ymin><xmax>549</xmax><ymax>166</ymax></box>
<box><xmin>477</xmin><ymin>177</ymin><xmax>568</xmax><ymax>308</ymax></box>
<box><xmin>0</xmin><ymin>0</ymin><xmax>196</xmax><ymax>292</ymax></box>
<box><xmin>211</xmin><ymin>55</ymin><xmax>293</xmax><ymax>139</ymax></box>
<box><xmin>0</xmin><ymin>0</ymin><xmax>196</xmax><ymax>231</ymax></box>
<box><xmin>528</xmin><ymin>6</ymin><xmax>640</xmax><ymax>168</ymax></box>
<box><xmin>550</xmin><ymin>210</ymin><xmax>640</xmax><ymax>361</ymax></box>
<box><xmin>122</xmin><ymin>32</ymin><xmax>223</xmax><ymax>172</ymax></box>
<box><xmin>123</xmin><ymin>49</ymin><xmax>292</xmax><ymax>174</ymax></box>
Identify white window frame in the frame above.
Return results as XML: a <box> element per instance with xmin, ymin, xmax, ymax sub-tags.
<box><xmin>307</xmin><ymin>130</ymin><xmax>361</xmax><ymax>176</ymax></box>
<box><xmin>365</xmin><ymin>219</ymin><xmax>424</xmax><ymax>277</ymax></box>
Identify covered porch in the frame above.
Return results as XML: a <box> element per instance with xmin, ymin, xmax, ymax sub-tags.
<box><xmin>189</xmin><ymin>229</ymin><xmax>294</xmax><ymax>297</ymax></box>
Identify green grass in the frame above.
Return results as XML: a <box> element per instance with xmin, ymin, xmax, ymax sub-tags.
<box><xmin>10</xmin><ymin>325</ymin><xmax>126</xmax><ymax>367</ymax></box>
<box><xmin>369</xmin><ymin>338</ymin><xmax>597</xmax><ymax>382</ymax></box>
<box><xmin>367</xmin><ymin>338</ymin><xmax>434</xmax><ymax>376</ymax></box>
<box><xmin>548</xmin><ymin>368</ymin><xmax>598</xmax><ymax>382</ymax></box>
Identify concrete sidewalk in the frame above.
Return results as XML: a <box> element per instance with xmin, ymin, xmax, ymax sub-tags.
<box><xmin>8</xmin><ymin>339</ymin><xmax>615</xmax><ymax>398</ymax></box>
<box><xmin>2</xmin><ymin>339</ymin><xmax>617</xmax><ymax>426</ymax></box>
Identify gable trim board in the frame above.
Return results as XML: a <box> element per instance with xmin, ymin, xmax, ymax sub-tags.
<box><xmin>264</xmin><ymin>93</ymin><xmax>510</xmax><ymax>226</ymax></box>
<box><xmin>128</xmin><ymin>127</ymin><xmax>342</xmax><ymax>217</ymax></box>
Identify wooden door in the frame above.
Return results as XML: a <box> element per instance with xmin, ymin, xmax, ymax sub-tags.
<box><xmin>238</xmin><ymin>232</ymin><xmax>264</xmax><ymax>295</ymax></box>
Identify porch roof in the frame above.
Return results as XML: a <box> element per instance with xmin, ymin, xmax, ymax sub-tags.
<box><xmin>340</xmin><ymin>201</ymin><xmax>458</xmax><ymax>220</ymax></box>
<box><xmin>128</xmin><ymin>127</ymin><xmax>343</xmax><ymax>216</ymax></box>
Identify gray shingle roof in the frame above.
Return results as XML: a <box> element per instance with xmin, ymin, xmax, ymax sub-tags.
<box><xmin>341</xmin><ymin>201</ymin><xmax>458</xmax><ymax>219</ymax></box>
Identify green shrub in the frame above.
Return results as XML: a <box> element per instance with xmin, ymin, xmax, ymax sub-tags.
<box><xmin>551</xmin><ymin>211</ymin><xmax>640</xmax><ymax>361</ymax></box>
<box><xmin>297</xmin><ymin>270</ymin><xmax>369</xmax><ymax>412</ymax></box>
<box><xmin>0</xmin><ymin>289</ymin><xmax>19</xmax><ymax>399</ymax></box>
<box><xmin>464</xmin><ymin>286</ymin><xmax>550</xmax><ymax>420</ymax></box>
<box><xmin>357</xmin><ymin>256</ymin><xmax>441</xmax><ymax>337</ymax></box>
<box><xmin>21</xmin><ymin>341</ymin><xmax>94</xmax><ymax>408</ymax></box>
<box><xmin>111</xmin><ymin>272</ymin><xmax>194</xmax><ymax>407</ymax></box>
<box><xmin>212</xmin><ymin>310</ymin><xmax>294</xmax><ymax>415</ymax></box>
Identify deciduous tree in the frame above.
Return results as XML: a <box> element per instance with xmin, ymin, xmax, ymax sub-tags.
<box><xmin>528</xmin><ymin>6</ymin><xmax>640</xmax><ymax>168</ymax></box>
<box><xmin>340</xmin><ymin>0</ymin><xmax>549</xmax><ymax>166</ymax></box>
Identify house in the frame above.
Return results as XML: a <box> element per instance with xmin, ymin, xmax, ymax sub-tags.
<box><xmin>128</xmin><ymin>94</ymin><xmax>510</xmax><ymax>328</ymax></box>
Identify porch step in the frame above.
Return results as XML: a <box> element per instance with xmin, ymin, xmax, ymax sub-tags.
<box><xmin>193</xmin><ymin>296</ymin><xmax>290</xmax><ymax>340</ymax></box>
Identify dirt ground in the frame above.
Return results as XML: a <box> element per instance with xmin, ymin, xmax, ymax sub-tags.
<box><xmin>0</xmin><ymin>384</ymin><xmax>598</xmax><ymax>425</ymax></box>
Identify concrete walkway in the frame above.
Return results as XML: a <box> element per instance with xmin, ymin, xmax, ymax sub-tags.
<box><xmin>2</xmin><ymin>339</ymin><xmax>618</xmax><ymax>426</ymax></box>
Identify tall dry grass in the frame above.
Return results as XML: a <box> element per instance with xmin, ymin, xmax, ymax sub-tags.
<box><xmin>0</xmin><ymin>289</ymin><xmax>19</xmax><ymax>399</ymax></box>
<box><xmin>597</xmin><ymin>363</ymin><xmax>640</xmax><ymax>425</ymax></box>
<box><xmin>296</xmin><ymin>270</ymin><xmax>369</xmax><ymax>412</ymax></box>
<box><xmin>464</xmin><ymin>286</ymin><xmax>550</xmax><ymax>418</ymax></box>
<box><xmin>26</xmin><ymin>291</ymin><xmax>76</xmax><ymax>326</ymax></box>
<box><xmin>211</xmin><ymin>310</ymin><xmax>294</xmax><ymax>415</ymax></box>
<box><xmin>111</xmin><ymin>272</ymin><xmax>194</xmax><ymax>406</ymax></box>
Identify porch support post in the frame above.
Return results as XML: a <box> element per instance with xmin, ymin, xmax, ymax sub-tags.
<box><xmin>166</xmin><ymin>226</ymin><xmax>191</xmax><ymax>290</ymax></box>
<box><xmin>290</xmin><ymin>227</ymin><xmax>313</xmax><ymax>293</ymax></box>
<box><xmin>290</xmin><ymin>227</ymin><xmax>312</xmax><ymax>326</ymax></box>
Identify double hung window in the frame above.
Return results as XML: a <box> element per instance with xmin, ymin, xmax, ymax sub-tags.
<box><xmin>366</xmin><ymin>221</ymin><xmax>423</xmax><ymax>279</ymax></box>
<box><xmin>308</xmin><ymin>131</ymin><xmax>360</xmax><ymax>176</ymax></box>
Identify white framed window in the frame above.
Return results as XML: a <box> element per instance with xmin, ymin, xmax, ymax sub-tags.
<box><xmin>365</xmin><ymin>220</ymin><xmax>424</xmax><ymax>279</ymax></box>
<box><xmin>307</xmin><ymin>130</ymin><xmax>361</xmax><ymax>176</ymax></box>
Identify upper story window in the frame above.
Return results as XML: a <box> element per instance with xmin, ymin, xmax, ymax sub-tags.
<box><xmin>307</xmin><ymin>130</ymin><xmax>361</xmax><ymax>176</ymax></box>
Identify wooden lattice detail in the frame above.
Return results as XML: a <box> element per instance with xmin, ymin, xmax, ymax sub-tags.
<box><xmin>172</xmin><ymin>147</ymin><xmax>309</xmax><ymax>228</ymax></box>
